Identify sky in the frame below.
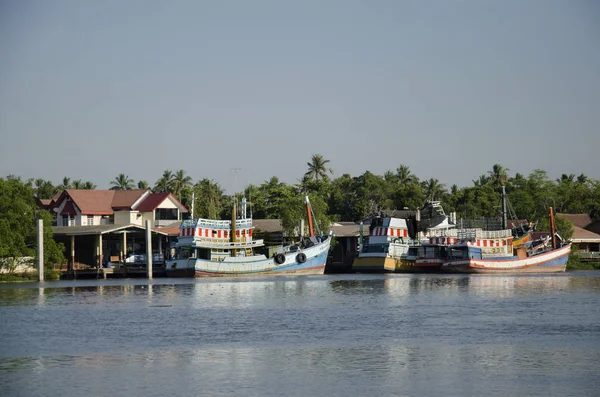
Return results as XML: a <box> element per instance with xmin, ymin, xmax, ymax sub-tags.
<box><xmin>1</xmin><ymin>0</ymin><xmax>599</xmax><ymax>193</ymax></box>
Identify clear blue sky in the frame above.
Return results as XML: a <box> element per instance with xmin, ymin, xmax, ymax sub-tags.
<box><xmin>1</xmin><ymin>0</ymin><xmax>599</xmax><ymax>192</ymax></box>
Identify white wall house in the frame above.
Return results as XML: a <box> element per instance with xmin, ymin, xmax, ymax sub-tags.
<box><xmin>51</xmin><ymin>190</ymin><xmax>187</xmax><ymax>227</ymax></box>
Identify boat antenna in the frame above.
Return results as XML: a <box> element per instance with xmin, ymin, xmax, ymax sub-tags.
<box><xmin>501</xmin><ymin>186</ymin><xmax>507</xmax><ymax>230</ymax></box>
<box><xmin>191</xmin><ymin>191</ymin><xmax>195</xmax><ymax>219</ymax></box>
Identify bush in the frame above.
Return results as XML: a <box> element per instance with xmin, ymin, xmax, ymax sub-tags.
<box><xmin>567</xmin><ymin>253</ymin><xmax>600</xmax><ymax>270</ymax></box>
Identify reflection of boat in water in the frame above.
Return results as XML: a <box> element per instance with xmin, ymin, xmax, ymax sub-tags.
<box><xmin>166</xmin><ymin>196</ymin><xmax>331</xmax><ymax>277</ymax></box>
<box><xmin>441</xmin><ymin>206</ymin><xmax>570</xmax><ymax>274</ymax></box>
<box><xmin>352</xmin><ymin>202</ymin><xmax>455</xmax><ymax>273</ymax></box>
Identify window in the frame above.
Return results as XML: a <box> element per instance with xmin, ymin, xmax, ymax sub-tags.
<box><xmin>155</xmin><ymin>208</ymin><xmax>178</xmax><ymax>220</ymax></box>
<box><xmin>87</xmin><ymin>215</ymin><xmax>94</xmax><ymax>225</ymax></box>
<box><xmin>62</xmin><ymin>216</ymin><xmax>69</xmax><ymax>226</ymax></box>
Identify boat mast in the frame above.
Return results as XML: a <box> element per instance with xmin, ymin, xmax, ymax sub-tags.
<box><xmin>305</xmin><ymin>196</ymin><xmax>315</xmax><ymax>237</ymax></box>
<box><xmin>230</xmin><ymin>168</ymin><xmax>241</xmax><ymax>257</ymax></box>
<box><xmin>231</xmin><ymin>195</ymin><xmax>237</xmax><ymax>257</ymax></box>
<box><xmin>501</xmin><ymin>185</ymin><xmax>507</xmax><ymax>230</ymax></box>
<box><xmin>549</xmin><ymin>207</ymin><xmax>557</xmax><ymax>249</ymax></box>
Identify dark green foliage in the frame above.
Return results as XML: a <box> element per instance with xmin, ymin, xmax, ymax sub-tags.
<box><xmin>0</xmin><ymin>177</ymin><xmax>66</xmax><ymax>272</ymax></box>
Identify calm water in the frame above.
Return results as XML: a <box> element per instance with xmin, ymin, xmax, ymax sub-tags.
<box><xmin>1</xmin><ymin>272</ymin><xmax>600</xmax><ymax>397</ymax></box>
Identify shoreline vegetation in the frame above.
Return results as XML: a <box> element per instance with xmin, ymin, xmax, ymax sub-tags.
<box><xmin>2</xmin><ymin>159</ymin><xmax>600</xmax><ymax>280</ymax></box>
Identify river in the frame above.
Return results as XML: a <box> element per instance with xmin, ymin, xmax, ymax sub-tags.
<box><xmin>1</xmin><ymin>272</ymin><xmax>599</xmax><ymax>396</ymax></box>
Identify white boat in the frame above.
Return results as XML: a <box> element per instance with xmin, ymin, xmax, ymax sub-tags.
<box><xmin>165</xmin><ymin>196</ymin><xmax>331</xmax><ymax>277</ymax></box>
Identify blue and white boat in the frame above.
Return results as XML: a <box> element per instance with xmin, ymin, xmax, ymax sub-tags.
<box><xmin>166</xmin><ymin>196</ymin><xmax>331</xmax><ymax>277</ymax></box>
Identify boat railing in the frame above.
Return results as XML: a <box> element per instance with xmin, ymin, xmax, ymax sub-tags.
<box><xmin>180</xmin><ymin>218</ymin><xmax>254</xmax><ymax>229</ymax></box>
<box><xmin>191</xmin><ymin>239</ymin><xmax>265</xmax><ymax>249</ymax></box>
<box><xmin>427</xmin><ymin>228</ymin><xmax>512</xmax><ymax>239</ymax></box>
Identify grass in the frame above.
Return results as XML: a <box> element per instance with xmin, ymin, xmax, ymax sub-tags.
<box><xmin>0</xmin><ymin>270</ymin><xmax>61</xmax><ymax>282</ymax></box>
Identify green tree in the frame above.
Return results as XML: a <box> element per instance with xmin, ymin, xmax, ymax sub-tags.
<box><xmin>154</xmin><ymin>170</ymin><xmax>175</xmax><ymax>193</ymax></box>
<box><xmin>0</xmin><ymin>177</ymin><xmax>65</xmax><ymax>271</ymax></box>
<box><xmin>305</xmin><ymin>154</ymin><xmax>333</xmax><ymax>182</ymax></box>
<box><xmin>396</xmin><ymin>164</ymin><xmax>417</xmax><ymax>185</ymax></box>
<box><xmin>72</xmin><ymin>179</ymin><xmax>84</xmax><ymax>189</ymax></box>
<box><xmin>82</xmin><ymin>181</ymin><xmax>97</xmax><ymax>190</ymax></box>
<box><xmin>192</xmin><ymin>179</ymin><xmax>224</xmax><ymax>219</ymax></box>
<box><xmin>137</xmin><ymin>180</ymin><xmax>149</xmax><ymax>189</ymax></box>
<box><xmin>422</xmin><ymin>178</ymin><xmax>446</xmax><ymax>201</ymax></box>
<box><xmin>34</xmin><ymin>179</ymin><xmax>58</xmax><ymax>199</ymax></box>
<box><xmin>488</xmin><ymin>164</ymin><xmax>510</xmax><ymax>191</ymax></box>
<box><xmin>58</xmin><ymin>176</ymin><xmax>72</xmax><ymax>190</ymax></box>
<box><xmin>109</xmin><ymin>174</ymin><xmax>135</xmax><ymax>190</ymax></box>
<box><xmin>172</xmin><ymin>169</ymin><xmax>193</xmax><ymax>199</ymax></box>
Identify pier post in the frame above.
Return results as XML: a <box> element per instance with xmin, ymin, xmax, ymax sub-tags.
<box><xmin>37</xmin><ymin>219</ymin><xmax>44</xmax><ymax>282</ymax></box>
<box><xmin>70</xmin><ymin>235</ymin><xmax>75</xmax><ymax>271</ymax></box>
<box><xmin>146</xmin><ymin>220</ymin><xmax>153</xmax><ymax>279</ymax></box>
<box><xmin>121</xmin><ymin>231</ymin><xmax>127</xmax><ymax>265</ymax></box>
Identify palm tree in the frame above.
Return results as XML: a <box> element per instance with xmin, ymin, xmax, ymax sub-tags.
<box><xmin>83</xmin><ymin>181</ymin><xmax>97</xmax><ymax>190</ymax></box>
<box><xmin>154</xmin><ymin>169</ymin><xmax>175</xmax><ymax>193</ymax></box>
<box><xmin>557</xmin><ymin>174</ymin><xmax>575</xmax><ymax>183</ymax></box>
<box><xmin>172</xmin><ymin>169</ymin><xmax>193</xmax><ymax>199</ymax></box>
<box><xmin>422</xmin><ymin>178</ymin><xmax>446</xmax><ymax>201</ymax></box>
<box><xmin>58</xmin><ymin>176</ymin><xmax>72</xmax><ymax>190</ymax></box>
<box><xmin>72</xmin><ymin>179</ymin><xmax>84</xmax><ymax>189</ymax></box>
<box><xmin>109</xmin><ymin>173</ymin><xmax>135</xmax><ymax>190</ymax></box>
<box><xmin>305</xmin><ymin>154</ymin><xmax>333</xmax><ymax>182</ymax></box>
<box><xmin>576</xmin><ymin>173</ymin><xmax>588</xmax><ymax>185</ymax></box>
<box><xmin>472</xmin><ymin>174</ymin><xmax>489</xmax><ymax>186</ymax></box>
<box><xmin>488</xmin><ymin>164</ymin><xmax>509</xmax><ymax>190</ymax></box>
<box><xmin>194</xmin><ymin>178</ymin><xmax>224</xmax><ymax>219</ymax></box>
<box><xmin>396</xmin><ymin>165</ymin><xmax>417</xmax><ymax>185</ymax></box>
<box><xmin>137</xmin><ymin>180</ymin><xmax>149</xmax><ymax>189</ymax></box>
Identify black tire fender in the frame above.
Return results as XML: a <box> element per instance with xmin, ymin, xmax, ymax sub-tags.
<box><xmin>296</xmin><ymin>253</ymin><xmax>307</xmax><ymax>263</ymax></box>
<box><xmin>274</xmin><ymin>253</ymin><xmax>286</xmax><ymax>265</ymax></box>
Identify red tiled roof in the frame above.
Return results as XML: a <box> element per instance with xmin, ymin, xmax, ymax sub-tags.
<box><xmin>53</xmin><ymin>189</ymin><xmax>188</xmax><ymax>216</ymax></box>
<box><xmin>112</xmin><ymin>189</ymin><xmax>148</xmax><ymax>209</ymax></box>
<box><xmin>557</xmin><ymin>213</ymin><xmax>592</xmax><ymax>229</ymax></box>
<box><xmin>67</xmin><ymin>190</ymin><xmax>115</xmax><ymax>215</ymax></box>
<box><xmin>135</xmin><ymin>193</ymin><xmax>188</xmax><ymax>213</ymax></box>
<box><xmin>154</xmin><ymin>225</ymin><xmax>181</xmax><ymax>236</ymax></box>
<box><xmin>135</xmin><ymin>193</ymin><xmax>171</xmax><ymax>212</ymax></box>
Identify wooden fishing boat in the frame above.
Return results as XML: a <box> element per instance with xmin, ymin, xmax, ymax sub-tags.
<box><xmin>165</xmin><ymin>196</ymin><xmax>330</xmax><ymax>277</ymax></box>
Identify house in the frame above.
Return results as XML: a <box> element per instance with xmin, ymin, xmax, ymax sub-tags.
<box><xmin>328</xmin><ymin>221</ymin><xmax>363</xmax><ymax>273</ymax></box>
<box><xmin>51</xmin><ymin>189</ymin><xmax>187</xmax><ymax>227</ymax></box>
<box><xmin>44</xmin><ymin>189</ymin><xmax>188</xmax><ymax>270</ymax></box>
<box><xmin>556</xmin><ymin>213</ymin><xmax>600</xmax><ymax>253</ymax></box>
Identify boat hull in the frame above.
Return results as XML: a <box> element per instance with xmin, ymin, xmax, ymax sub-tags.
<box><xmin>352</xmin><ymin>256</ymin><xmax>420</xmax><ymax>273</ymax></box>
<box><xmin>442</xmin><ymin>244</ymin><xmax>571</xmax><ymax>274</ymax></box>
<box><xmin>190</xmin><ymin>238</ymin><xmax>330</xmax><ymax>277</ymax></box>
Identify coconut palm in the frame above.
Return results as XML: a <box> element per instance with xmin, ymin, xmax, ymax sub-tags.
<box><xmin>422</xmin><ymin>178</ymin><xmax>446</xmax><ymax>201</ymax></box>
<box><xmin>82</xmin><ymin>181</ymin><xmax>97</xmax><ymax>190</ymax></box>
<box><xmin>194</xmin><ymin>178</ymin><xmax>224</xmax><ymax>219</ymax></box>
<box><xmin>137</xmin><ymin>180</ymin><xmax>149</xmax><ymax>189</ymax></box>
<box><xmin>72</xmin><ymin>179</ymin><xmax>84</xmax><ymax>189</ymax></box>
<box><xmin>472</xmin><ymin>174</ymin><xmax>489</xmax><ymax>186</ymax></box>
<box><xmin>58</xmin><ymin>176</ymin><xmax>72</xmax><ymax>190</ymax></box>
<box><xmin>396</xmin><ymin>164</ymin><xmax>417</xmax><ymax>185</ymax></box>
<box><xmin>488</xmin><ymin>164</ymin><xmax>509</xmax><ymax>191</ymax></box>
<box><xmin>109</xmin><ymin>174</ymin><xmax>135</xmax><ymax>190</ymax></box>
<box><xmin>305</xmin><ymin>154</ymin><xmax>333</xmax><ymax>182</ymax></box>
<box><xmin>173</xmin><ymin>169</ymin><xmax>193</xmax><ymax>199</ymax></box>
<box><xmin>154</xmin><ymin>170</ymin><xmax>175</xmax><ymax>193</ymax></box>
